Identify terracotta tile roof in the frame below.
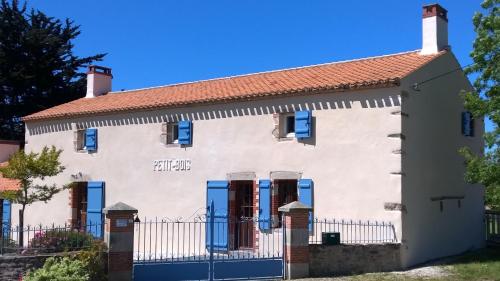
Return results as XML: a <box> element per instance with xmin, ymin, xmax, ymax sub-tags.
<box><xmin>0</xmin><ymin>162</ymin><xmax>20</xmax><ymax>192</ymax></box>
<box><xmin>23</xmin><ymin>50</ymin><xmax>444</xmax><ymax>121</ymax></box>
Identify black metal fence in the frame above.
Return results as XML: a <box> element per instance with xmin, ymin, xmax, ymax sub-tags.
<box><xmin>486</xmin><ymin>210</ymin><xmax>500</xmax><ymax>241</ymax></box>
<box><xmin>133</xmin><ymin>217</ymin><xmax>284</xmax><ymax>263</ymax></box>
<box><xmin>133</xmin><ymin>215</ymin><xmax>399</xmax><ymax>263</ymax></box>
<box><xmin>0</xmin><ymin>222</ymin><xmax>102</xmax><ymax>255</ymax></box>
<box><xmin>309</xmin><ymin>218</ymin><xmax>398</xmax><ymax>244</ymax></box>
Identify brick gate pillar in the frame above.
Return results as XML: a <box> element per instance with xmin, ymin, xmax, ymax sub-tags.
<box><xmin>278</xmin><ymin>201</ymin><xmax>311</xmax><ymax>280</ymax></box>
<box><xmin>103</xmin><ymin>202</ymin><xmax>138</xmax><ymax>281</ymax></box>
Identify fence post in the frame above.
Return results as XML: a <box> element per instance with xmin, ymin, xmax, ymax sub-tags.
<box><xmin>278</xmin><ymin>201</ymin><xmax>312</xmax><ymax>280</ymax></box>
<box><xmin>486</xmin><ymin>213</ymin><xmax>490</xmax><ymax>240</ymax></box>
<box><xmin>209</xmin><ymin>200</ymin><xmax>215</xmax><ymax>281</ymax></box>
<box><xmin>103</xmin><ymin>202</ymin><xmax>138</xmax><ymax>281</ymax></box>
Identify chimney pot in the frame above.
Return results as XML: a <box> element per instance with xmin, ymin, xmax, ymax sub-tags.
<box><xmin>86</xmin><ymin>65</ymin><xmax>112</xmax><ymax>98</ymax></box>
<box><xmin>423</xmin><ymin>4</ymin><xmax>448</xmax><ymax>22</ymax></box>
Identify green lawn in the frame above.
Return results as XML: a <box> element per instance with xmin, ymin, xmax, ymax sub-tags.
<box><xmin>304</xmin><ymin>248</ymin><xmax>500</xmax><ymax>281</ymax></box>
<box><xmin>448</xmin><ymin>248</ymin><xmax>500</xmax><ymax>281</ymax></box>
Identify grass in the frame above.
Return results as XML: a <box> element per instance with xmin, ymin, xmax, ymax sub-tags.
<box><xmin>303</xmin><ymin>248</ymin><xmax>500</xmax><ymax>281</ymax></box>
<box><xmin>448</xmin><ymin>248</ymin><xmax>500</xmax><ymax>281</ymax></box>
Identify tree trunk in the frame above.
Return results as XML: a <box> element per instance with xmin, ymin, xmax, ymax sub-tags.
<box><xmin>18</xmin><ymin>208</ymin><xmax>24</xmax><ymax>248</ymax></box>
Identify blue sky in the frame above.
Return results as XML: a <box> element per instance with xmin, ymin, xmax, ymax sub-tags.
<box><xmin>28</xmin><ymin>0</ymin><xmax>491</xmax><ymax>131</ymax></box>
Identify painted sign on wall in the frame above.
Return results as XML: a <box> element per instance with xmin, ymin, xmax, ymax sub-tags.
<box><xmin>153</xmin><ymin>159</ymin><xmax>191</xmax><ymax>171</ymax></box>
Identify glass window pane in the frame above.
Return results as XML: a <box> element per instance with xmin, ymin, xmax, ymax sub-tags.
<box><xmin>286</xmin><ymin>116</ymin><xmax>295</xmax><ymax>134</ymax></box>
<box><xmin>173</xmin><ymin>124</ymin><xmax>179</xmax><ymax>141</ymax></box>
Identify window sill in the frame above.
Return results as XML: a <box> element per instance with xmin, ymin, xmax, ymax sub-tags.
<box><xmin>277</xmin><ymin>137</ymin><xmax>295</xmax><ymax>142</ymax></box>
<box><xmin>164</xmin><ymin>143</ymin><xmax>181</xmax><ymax>148</ymax></box>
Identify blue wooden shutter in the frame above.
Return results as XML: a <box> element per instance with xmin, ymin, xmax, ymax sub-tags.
<box><xmin>85</xmin><ymin>128</ymin><xmax>98</xmax><ymax>151</ymax></box>
<box><xmin>462</xmin><ymin>112</ymin><xmax>474</xmax><ymax>137</ymax></box>
<box><xmin>2</xmin><ymin>200</ymin><xmax>11</xmax><ymax>237</ymax></box>
<box><xmin>206</xmin><ymin>180</ymin><xmax>229</xmax><ymax>251</ymax></box>
<box><xmin>178</xmin><ymin>120</ymin><xmax>192</xmax><ymax>145</ymax></box>
<box><xmin>86</xmin><ymin>181</ymin><xmax>105</xmax><ymax>238</ymax></box>
<box><xmin>258</xmin><ymin>180</ymin><xmax>271</xmax><ymax>231</ymax></box>
<box><xmin>295</xmin><ymin>110</ymin><xmax>312</xmax><ymax>139</ymax></box>
<box><xmin>298</xmin><ymin>179</ymin><xmax>313</xmax><ymax>232</ymax></box>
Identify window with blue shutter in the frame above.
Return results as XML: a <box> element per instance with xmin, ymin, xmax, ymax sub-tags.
<box><xmin>298</xmin><ymin>179</ymin><xmax>313</xmax><ymax>232</ymax></box>
<box><xmin>2</xmin><ymin>199</ymin><xmax>11</xmax><ymax>237</ymax></box>
<box><xmin>86</xmin><ymin>181</ymin><xmax>105</xmax><ymax>238</ymax></box>
<box><xmin>206</xmin><ymin>180</ymin><xmax>229</xmax><ymax>251</ymax></box>
<box><xmin>84</xmin><ymin>128</ymin><xmax>98</xmax><ymax>151</ymax></box>
<box><xmin>295</xmin><ymin>110</ymin><xmax>312</xmax><ymax>139</ymax></box>
<box><xmin>178</xmin><ymin>120</ymin><xmax>192</xmax><ymax>145</ymax></box>
<box><xmin>462</xmin><ymin>112</ymin><xmax>474</xmax><ymax>137</ymax></box>
<box><xmin>258</xmin><ymin>180</ymin><xmax>271</xmax><ymax>231</ymax></box>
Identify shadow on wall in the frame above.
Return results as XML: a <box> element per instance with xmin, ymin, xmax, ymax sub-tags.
<box><xmin>298</xmin><ymin>116</ymin><xmax>317</xmax><ymax>146</ymax></box>
<box><xmin>27</xmin><ymin>90</ymin><xmax>401</xmax><ymax>136</ymax></box>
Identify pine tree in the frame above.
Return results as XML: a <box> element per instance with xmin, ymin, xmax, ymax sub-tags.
<box><xmin>0</xmin><ymin>0</ymin><xmax>105</xmax><ymax>141</ymax></box>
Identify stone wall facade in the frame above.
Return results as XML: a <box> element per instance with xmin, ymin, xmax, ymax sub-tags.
<box><xmin>309</xmin><ymin>243</ymin><xmax>401</xmax><ymax>277</ymax></box>
<box><xmin>0</xmin><ymin>254</ymin><xmax>58</xmax><ymax>281</ymax></box>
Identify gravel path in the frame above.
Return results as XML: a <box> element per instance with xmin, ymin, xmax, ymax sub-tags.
<box><xmin>391</xmin><ymin>265</ymin><xmax>451</xmax><ymax>278</ymax></box>
<box><xmin>292</xmin><ymin>264</ymin><xmax>452</xmax><ymax>280</ymax></box>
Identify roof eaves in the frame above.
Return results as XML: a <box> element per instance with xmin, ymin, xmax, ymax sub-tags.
<box><xmin>22</xmin><ymin>78</ymin><xmax>400</xmax><ymax>122</ymax></box>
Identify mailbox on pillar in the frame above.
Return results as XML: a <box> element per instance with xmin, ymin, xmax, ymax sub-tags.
<box><xmin>103</xmin><ymin>202</ymin><xmax>138</xmax><ymax>281</ymax></box>
<box><xmin>278</xmin><ymin>201</ymin><xmax>312</xmax><ymax>280</ymax></box>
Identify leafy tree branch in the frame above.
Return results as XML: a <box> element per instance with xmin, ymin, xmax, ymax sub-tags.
<box><xmin>461</xmin><ymin>0</ymin><xmax>500</xmax><ymax>210</ymax></box>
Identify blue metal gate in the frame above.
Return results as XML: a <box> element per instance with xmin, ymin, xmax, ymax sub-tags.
<box><xmin>133</xmin><ymin>202</ymin><xmax>284</xmax><ymax>281</ymax></box>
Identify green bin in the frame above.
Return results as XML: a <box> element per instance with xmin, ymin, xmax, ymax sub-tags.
<box><xmin>321</xmin><ymin>232</ymin><xmax>340</xmax><ymax>245</ymax></box>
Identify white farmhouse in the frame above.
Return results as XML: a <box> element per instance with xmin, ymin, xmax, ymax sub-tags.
<box><xmin>8</xmin><ymin>4</ymin><xmax>484</xmax><ymax>268</ymax></box>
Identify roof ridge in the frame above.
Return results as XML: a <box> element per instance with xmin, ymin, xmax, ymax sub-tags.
<box><xmin>110</xmin><ymin>49</ymin><xmax>423</xmax><ymax>95</ymax></box>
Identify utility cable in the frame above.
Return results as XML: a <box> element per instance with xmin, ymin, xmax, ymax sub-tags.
<box><xmin>412</xmin><ymin>62</ymin><xmax>475</xmax><ymax>91</ymax></box>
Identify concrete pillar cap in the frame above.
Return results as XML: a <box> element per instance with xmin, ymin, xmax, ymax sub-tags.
<box><xmin>278</xmin><ymin>201</ymin><xmax>311</xmax><ymax>213</ymax></box>
<box><xmin>103</xmin><ymin>202</ymin><xmax>138</xmax><ymax>214</ymax></box>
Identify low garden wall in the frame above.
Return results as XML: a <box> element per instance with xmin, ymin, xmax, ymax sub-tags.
<box><xmin>309</xmin><ymin>243</ymin><xmax>402</xmax><ymax>277</ymax></box>
<box><xmin>0</xmin><ymin>253</ymin><xmax>64</xmax><ymax>280</ymax></box>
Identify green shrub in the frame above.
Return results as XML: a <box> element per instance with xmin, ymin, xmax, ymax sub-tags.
<box><xmin>74</xmin><ymin>240</ymin><xmax>108</xmax><ymax>281</ymax></box>
<box><xmin>24</xmin><ymin>257</ymin><xmax>89</xmax><ymax>281</ymax></box>
<box><xmin>24</xmin><ymin>239</ymin><xmax>107</xmax><ymax>281</ymax></box>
